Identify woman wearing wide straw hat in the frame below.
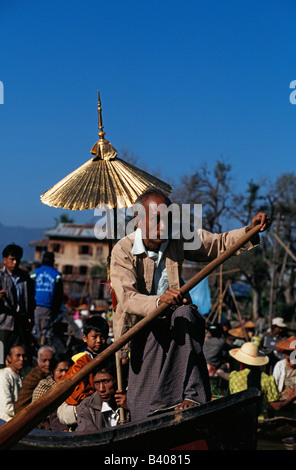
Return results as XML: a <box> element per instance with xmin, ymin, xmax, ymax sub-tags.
<box><xmin>228</xmin><ymin>342</ymin><xmax>283</xmax><ymax>420</ymax></box>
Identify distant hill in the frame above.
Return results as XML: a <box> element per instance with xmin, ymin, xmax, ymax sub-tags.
<box><xmin>0</xmin><ymin>222</ymin><xmax>48</xmax><ymax>262</ymax></box>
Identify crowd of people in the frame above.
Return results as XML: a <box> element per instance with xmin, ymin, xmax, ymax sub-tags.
<box><xmin>0</xmin><ymin>187</ymin><xmax>295</xmax><ymax>438</ymax></box>
<box><xmin>0</xmin><ymin>305</ymin><xmax>128</xmax><ymax>432</ymax></box>
<box><xmin>203</xmin><ymin>315</ymin><xmax>296</xmax><ymax>420</ymax></box>
<box><xmin>0</xmin><ymin>243</ymin><xmax>125</xmax><ymax>432</ymax></box>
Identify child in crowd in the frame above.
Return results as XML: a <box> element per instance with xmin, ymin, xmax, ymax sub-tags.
<box><xmin>57</xmin><ymin>315</ymin><xmax>110</xmax><ymax>427</ymax></box>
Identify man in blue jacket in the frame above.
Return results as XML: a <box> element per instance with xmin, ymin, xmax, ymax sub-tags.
<box><xmin>31</xmin><ymin>252</ymin><xmax>63</xmax><ymax>345</ymax></box>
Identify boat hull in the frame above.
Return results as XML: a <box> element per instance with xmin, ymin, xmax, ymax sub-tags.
<box><xmin>12</xmin><ymin>388</ymin><xmax>260</xmax><ymax>450</ymax></box>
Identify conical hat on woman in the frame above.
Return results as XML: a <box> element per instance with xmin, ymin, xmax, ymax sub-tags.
<box><xmin>275</xmin><ymin>335</ymin><xmax>296</xmax><ymax>351</ymax></box>
<box><xmin>229</xmin><ymin>341</ymin><xmax>269</xmax><ymax>366</ymax></box>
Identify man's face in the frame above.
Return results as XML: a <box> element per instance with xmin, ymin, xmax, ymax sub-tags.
<box><xmin>8</xmin><ymin>346</ymin><xmax>26</xmax><ymax>374</ymax></box>
<box><xmin>38</xmin><ymin>349</ymin><xmax>54</xmax><ymax>375</ymax></box>
<box><xmin>136</xmin><ymin>194</ymin><xmax>171</xmax><ymax>251</ymax></box>
<box><xmin>83</xmin><ymin>329</ymin><xmax>107</xmax><ymax>355</ymax></box>
<box><xmin>94</xmin><ymin>371</ymin><xmax>116</xmax><ymax>403</ymax></box>
<box><xmin>273</xmin><ymin>326</ymin><xmax>282</xmax><ymax>334</ymax></box>
<box><xmin>284</xmin><ymin>351</ymin><xmax>296</xmax><ymax>369</ymax></box>
<box><xmin>3</xmin><ymin>255</ymin><xmax>20</xmax><ymax>274</ymax></box>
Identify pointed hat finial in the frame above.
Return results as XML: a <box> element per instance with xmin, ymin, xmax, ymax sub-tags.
<box><xmin>91</xmin><ymin>90</ymin><xmax>117</xmax><ymax>160</ymax></box>
<box><xmin>97</xmin><ymin>90</ymin><xmax>106</xmax><ymax>141</ymax></box>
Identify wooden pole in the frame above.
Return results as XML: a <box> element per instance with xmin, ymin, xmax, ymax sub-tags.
<box><xmin>273</xmin><ymin>232</ymin><xmax>296</xmax><ymax>263</ymax></box>
<box><xmin>115</xmin><ymin>351</ymin><xmax>125</xmax><ymax>424</ymax></box>
<box><xmin>218</xmin><ymin>265</ymin><xmax>223</xmax><ymax>323</ymax></box>
<box><xmin>107</xmin><ymin>208</ymin><xmax>126</xmax><ymax>423</ymax></box>
<box><xmin>228</xmin><ymin>282</ymin><xmax>249</xmax><ymax>341</ymax></box>
<box><xmin>0</xmin><ymin>224</ymin><xmax>261</xmax><ymax>450</ymax></box>
<box><xmin>268</xmin><ymin>217</ymin><xmax>280</xmax><ymax>329</ymax></box>
<box><xmin>209</xmin><ymin>280</ymin><xmax>231</xmax><ymax>326</ymax></box>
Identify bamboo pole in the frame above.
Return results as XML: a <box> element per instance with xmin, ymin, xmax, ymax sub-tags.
<box><xmin>208</xmin><ymin>280</ymin><xmax>231</xmax><ymax>326</ymax></box>
<box><xmin>0</xmin><ymin>224</ymin><xmax>261</xmax><ymax>450</ymax></box>
<box><xmin>107</xmin><ymin>209</ymin><xmax>126</xmax><ymax>423</ymax></box>
<box><xmin>228</xmin><ymin>282</ymin><xmax>249</xmax><ymax>341</ymax></box>
<box><xmin>273</xmin><ymin>232</ymin><xmax>296</xmax><ymax>263</ymax></box>
<box><xmin>115</xmin><ymin>351</ymin><xmax>125</xmax><ymax>424</ymax></box>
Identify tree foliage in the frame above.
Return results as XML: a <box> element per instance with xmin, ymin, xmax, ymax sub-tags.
<box><xmin>172</xmin><ymin>159</ymin><xmax>232</xmax><ymax>232</ymax></box>
<box><xmin>173</xmin><ymin>161</ymin><xmax>296</xmax><ymax>325</ymax></box>
<box><xmin>54</xmin><ymin>213</ymin><xmax>74</xmax><ymax>226</ymax></box>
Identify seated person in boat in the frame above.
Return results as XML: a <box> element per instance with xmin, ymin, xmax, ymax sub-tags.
<box><xmin>76</xmin><ymin>358</ymin><xmax>129</xmax><ymax>433</ymax></box>
<box><xmin>203</xmin><ymin>323</ymin><xmax>230</xmax><ymax>377</ymax></box>
<box><xmin>110</xmin><ymin>187</ymin><xmax>271</xmax><ymax>421</ymax></box>
<box><xmin>57</xmin><ymin>315</ymin><xmax>110</xmax><ymax>427</ymax></box>
<box><xmin>32</xmin><ymin>355</ymin><xmax>71</xmax><ymax>431</ymax></box>
<box><xmin>14</xmin><ymin>345</ymin><xmax>55</xmax><ymax>414</ymax></box>
<box><xmin>261</xmin><ymin>317</ymin><xmax>288</xmax><ymax>370</ymax></box>
<box><xmin>272</xmin><ymin>336</ymin><xmax>296</xmax><ymax>418</ymax></box>
<box><xmin>0</xmin><ymin>344</ymin><xmax>27</xmax><ymax>422</ymax></box>
<box><xmin>229</xmin><ymin>341</ymin><xmax>296</xmax><ymax>420</ymax></box>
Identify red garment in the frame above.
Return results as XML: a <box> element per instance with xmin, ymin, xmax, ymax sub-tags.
<box><xmin>59</xmin><ymin>353</ymin><xmax>95</xmax><ymax>406</ymax></box>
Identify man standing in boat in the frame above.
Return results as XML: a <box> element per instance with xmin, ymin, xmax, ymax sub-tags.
<box><xmin>110</xmin><ymin>187</ymin><xmax>271</xmax><ymax>421</ymax></box>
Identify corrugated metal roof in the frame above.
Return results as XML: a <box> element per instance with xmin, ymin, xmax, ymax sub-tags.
<box><xmin>29</xmin><ymin>238</ymin><xmax>49</xmax><ymax>246</ymax></box>
<box><xmin>43</xmin><ymin>223</ymin><xmax>105</xmax><ymax>240</ymax></box>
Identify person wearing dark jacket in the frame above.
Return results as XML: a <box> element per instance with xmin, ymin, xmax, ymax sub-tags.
<box><xmin>76</xmin><ymin>358</ymin><xmax>129</xmax><ymax>433</ymax></box>
<box><xmin>0</xmin><ymin>244</ymin><xmax>35</xmax><ymax>364</ymax></box>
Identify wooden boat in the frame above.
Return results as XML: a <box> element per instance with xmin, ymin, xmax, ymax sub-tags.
<box><xmin>11</xmin><ymin>388</ymin><xmax>260</xmax><ymax>450</ymax></box>
<box><xmin>257</xmin><ymin>417</ymin><xmax>296</xmax><ymax>450</ymax></box>
<box><xmin>0</xmin><ymin>227</ymin><xmax>263</xmax><ymax>451</ymax></box>
<box><xmin>258</xmin><ymin>416</ymin><xmax>296</xmax><ymax>440</ymax></box>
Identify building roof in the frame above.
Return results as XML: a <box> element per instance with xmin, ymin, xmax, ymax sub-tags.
<box><xmin>29</xmin><ymin>238</ymin><xmax>49</xmax><ymax>246</ymax></box>
<box><xmin>42</xmin><ymin>223</ymin><xmax>106</xmax><ymax>240</ymax></box>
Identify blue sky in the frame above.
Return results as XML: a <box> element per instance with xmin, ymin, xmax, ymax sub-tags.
<box><xmin>0</xmin><ymin>0</ymin><xmax>296</xmax><ymax>228</ymax></box>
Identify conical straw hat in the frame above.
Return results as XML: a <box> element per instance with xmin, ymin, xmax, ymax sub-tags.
<box><xmin>229</xmin><ymin>342</ymin><xmax>269</xmax><ymax>366</ymax></box>
<box><xmin>40</xmin><ymin>92</ymin><xmax>172</xmax><ymax>211</ymax></box>
<box><xmin>228</xmin><ymin>327</ymin><xmax>246</xmax><ymax>339</ymax></box>
<box><xmin>244</xmin><ymin>321</ymin><xmax>256</xmax><ymax>328</ymax></box>
<box><xmin>275</xmin><ymin>335</ymin><xmax>296</xmax><ymax>351</ymax></box>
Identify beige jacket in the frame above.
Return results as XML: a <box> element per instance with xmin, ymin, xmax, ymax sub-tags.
<box><xmin>110</xmin><ymin>227</ymin><xmax>257</xmax><ymax>355</ymax></box>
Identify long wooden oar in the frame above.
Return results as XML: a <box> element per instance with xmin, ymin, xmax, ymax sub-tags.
<box><xmin>0</xmin><ymin>224</ymin><xmax>261</xmax><ymax>450</ymax></box>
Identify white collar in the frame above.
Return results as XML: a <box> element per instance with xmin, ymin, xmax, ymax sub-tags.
<box><xmin>131</xmin><ymin>228</ymin><xmax>168</xmax><ymax>264</ymax></box>
<box><xmin>101</xmin><ymin>401</ymin><xmax>114</xmax><ymax>413</ymax></box>
<box><xmin>101</xmin><ymin>401</ymin><xmax>120</xmax><ymax>427</ymax></box>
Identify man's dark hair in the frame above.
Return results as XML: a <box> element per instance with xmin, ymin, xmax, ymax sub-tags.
<box><xmin>133</xmin><ymin>187</ymin><xmax>173</xmax><ymax>229</ymax></box>
<box><xmin>93</xmin><ymin>356</ymin><xmax>117</xmax><ymax>380</ymax></box>
<box><xmin>83</xmin><ymin>315</ymin><xmax>109</xmax><ymax>338</ymax></box>
<box><xmin>42</xmin><ymin>251</ymin><xmax>55</xmax><ymax>266</ymax></box>
<box><xmin>52</xmin><ymin>354</ymin><xmax>72</xmax><ymax>372</ymax></box>
<box><xmin>208</xmin><ymin>324</ymin><xmax>223</xmax><ymax>338</ymax></box>
<box><xmin>134</xmin><ymin>186</ymin><xmax>172</xmax><ymax>207</ymax></box>
<box><xmin>2</xmin><ymin>244</ymin><xmax>23</xmax><ymax>260</ymax></box>
<box><xmin>8</xmin><ymin>343</ymin><xmax>27</xmax><ymax>357</ymax></box>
